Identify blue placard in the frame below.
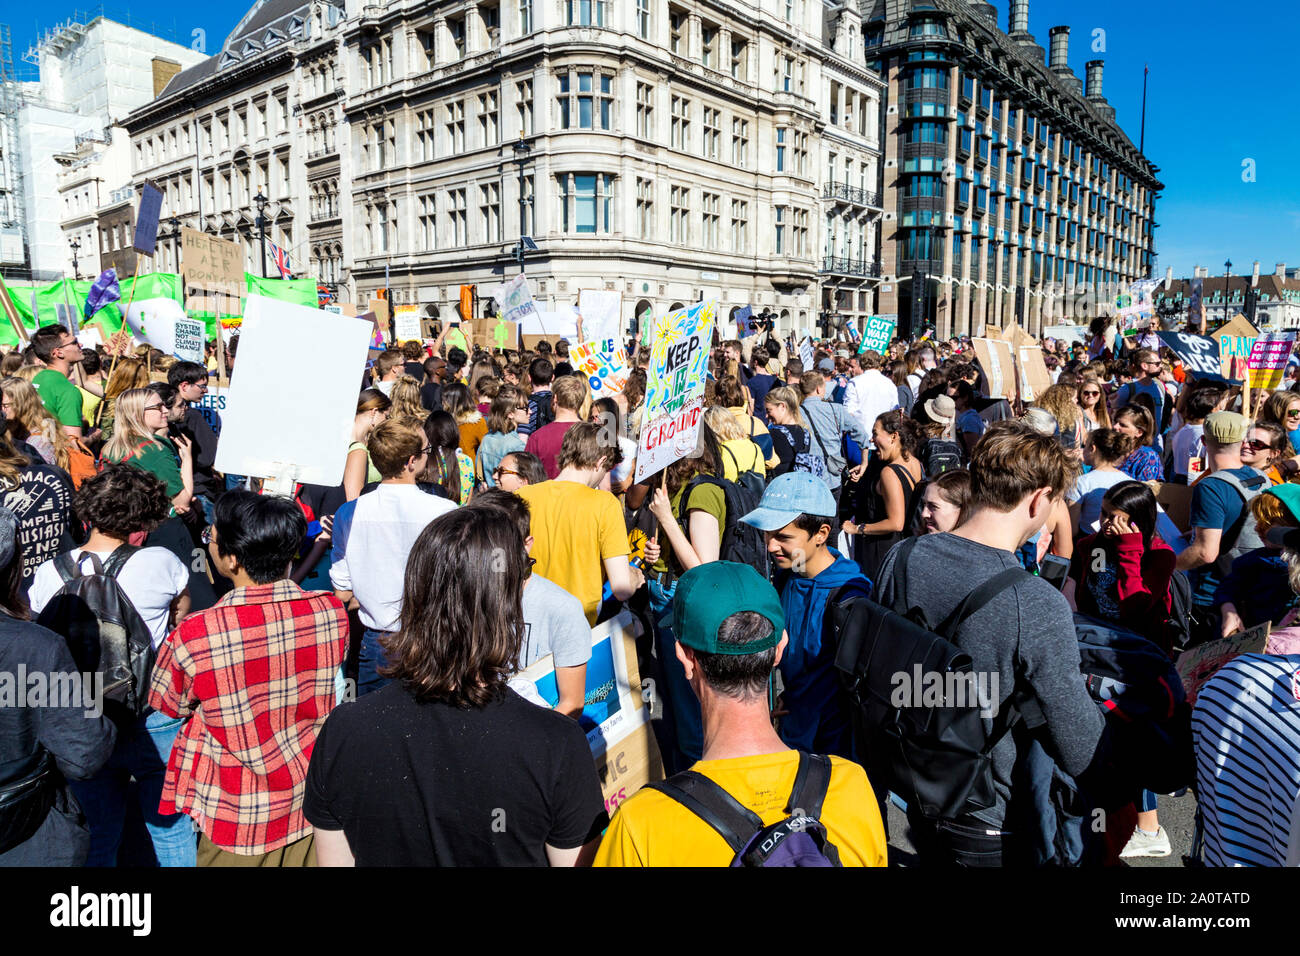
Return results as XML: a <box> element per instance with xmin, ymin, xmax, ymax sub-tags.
<box><xmin>132</xmin><ymin>183</ymin><xmax>163</xmax><ymax>255</ymax></box>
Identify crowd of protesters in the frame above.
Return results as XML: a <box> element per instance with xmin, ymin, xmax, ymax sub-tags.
<box><xmin>2</xmin><ymin>313</ymin><xmax>1300</xmax><ymax>869</ymax></box>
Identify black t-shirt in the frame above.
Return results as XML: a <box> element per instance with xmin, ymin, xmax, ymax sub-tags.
<box><xmin>420</xmin><ymin>381</ymin><xmax>443</xmax><ymax>413</ymax></box>
<box><xmin>304</xmin><ymin>683</ymin><xmax>608</xmax><ymax>866</ymax></box>
<box><xmin>2</xmin><ymin>463</ymin><xmax>78</xmax><ymax>599</ymax></box>
<box><xmin>178</xmin><ymin>406</ymin><xmax>220</xmax><ymax>500</ymax></box>
<box><xmin>403</xmin><ymin>361</ymin><xmax>426</xmax><ymax>382</ymax></box>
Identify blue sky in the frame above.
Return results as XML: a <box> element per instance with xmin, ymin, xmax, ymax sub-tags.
<box><xmin>9</xmin><ymin>0</ymin><xmax>1298</xmax><ymax>279</ymax></box>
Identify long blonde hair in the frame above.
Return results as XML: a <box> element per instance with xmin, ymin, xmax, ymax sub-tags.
<box><xmin>704</xmin><ymin>403</ymin><xmax>746</xmax><ymax>441</ymax></box>
<box><xmin>1079</xmin><ymin>374</ymin><xmax>1111</xmax><ymax>429</ymax></box>
<box><xmin>1</xmin><ymin>377</ymin><xmax>69</xmax><ymax>471</ymax></box>
<box><xmin>1036</xmin><ymin>383</ymin><xmax>1080</xmax><ymax>432</ymax></box>
<box><xmin>389</xmin><ymin>374</ymin><xmax>425</xmax><ymax>422</ymax></box>
<box><xmin>103</xmin><ymin>388</ymin><xmax>163</xmax><ymax>462</ymax></box>
<box><xmin>764</xmin><ymin>385</ymin><xmax>809</xmax><ymax>429</ymax></box>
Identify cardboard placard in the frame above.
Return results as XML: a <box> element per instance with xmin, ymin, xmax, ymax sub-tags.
<box><xmin>1043</xmin><ymin>324</ymin><xmax>1089</xmax><ymax>345</ymax></box>
<box><xmin>1175</xmin><ymin>622</ymin><xmax>1270</xmax><ymax>707</ymax></box>
<box><xmin>1210</xmin><ymin>314</ymin><xmax>1259</xmax><ymax>378</ymax></box>
<box><xmin>475</xmin><ymin>317</ymin><xmax>519</xmax><ymax>351</ymax></box>
<box><xmin>999</xmin><ymin>322</ymin><xmax>1036</xmax><ymax>352</ymax></box>
<box><xmin>368</xmin><ymin>297</ymin><xmax>390</xmax><ymax>330</ymax></box>
<box><xmin>1017</xmin><ymin>345</ymin><xmax>1052</xmax><ymax>403</ymax></box>
<box><xmin>972</xmin><ymin>337</ymin><xmax>1016</xmax><ymax>401</ymax></box>
<box><xmin>516</xmin><ymin>611</ymin><xmax>664</xmax><ymax>815</ymax></box>
<box><xmin>1151</xmin><ymin>481</ymin><xmax>1193</xmax><ymax>534</ymax></box>
<box><xmin>181</xmin><ymin>228</ymin><xmax>243</xmax><ymax>290</ymax></box>
<box><xmin>213</xmin><ymin>296</ymin><xmax>372</xmax><ymax>485</ymax></box>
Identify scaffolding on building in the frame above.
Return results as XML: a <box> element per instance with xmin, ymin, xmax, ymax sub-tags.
<box><xmin>0</xmin><ymin>22</ymin><xmax>31</xmax><ymax>277</ymax></box>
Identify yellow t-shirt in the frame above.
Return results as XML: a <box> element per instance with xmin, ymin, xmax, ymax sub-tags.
<box><xmin>718</xmin><ymin>438</ymin><xmax>765</xmax><ymax>483</ymax></box>
<box><xmin>518</xmin><ymin>480</ymin><xmax>629</xmax><ymax>624</ymax></box>
<box><xmin>594</xmin><ymin>751</ymin><xmax>887</xmax><ymax>867</ymax></box>
<box><xmin>77</xmin><ymin>387</ymin><xmax>101</xmax><ymax>428</ymax></box>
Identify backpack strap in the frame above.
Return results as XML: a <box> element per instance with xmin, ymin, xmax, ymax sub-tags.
<box><xmin>934</xmin><ymin>567</ymin><xmax>1028</xmax><ymax>639</ymax></box>
<box><xmin>646</xmin><ymin>771</ymin><xmax>765</xmax><ymax>855</ymax></box>
<box><xmin>785</xmin><ymin>751</ymin><xmax>833</xmax><ymax>819</ymax></box>
<box><xmin>101</xmin><ymin>545</ymin><xmax>139</xmax><ymax>579</ymax></box>
<box><xmin>52</xmin><ymin>552</ymin><xmax>83</xmax><ymax>585</ymax></box>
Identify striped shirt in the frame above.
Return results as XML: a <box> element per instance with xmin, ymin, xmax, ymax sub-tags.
<box><xmin>1192</xmin><ymin>653</ymin><xmax>1300</xmax><ymax>867</ymax></box>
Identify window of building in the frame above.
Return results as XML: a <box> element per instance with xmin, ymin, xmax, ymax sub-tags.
<box><xmin>670</xmin><ymin>95</ymin><xmax>691</xmax><ymax>149</ymax></box>
<box><xmin>702</xmin><ymin>107</ymin><xmax>720</xmax><ymax>159</ymax></box>
<box><xmin>636</xmin><ymin>0</ymin><xmax>651</xmax><ymax>38</ymax></box>
<box><xmin>909</xmin><ymin>16</ymin><xmax>946</xmax><ymax>37</ymax></box>
<box><xmin>731</xmin><ymin>39</ymin><xmax>748</xmax><ymax>80</ymax></box>
<box><xmin>559</xmin><ymin>172</ymin><xmax>614</xmax><ymax>233</ymax></box>
<box><xmin>446</xmin><ymin>100</ymin><xmax>465</xmax><ymax>153</ymax></box>
<box><xmin>775</xmin><ymin>206</ymin><xmax>785</xmax><ymax>254</ymax></box>
<box><xmin>448</xmin><ymin>15</ymin><xmax>466</xmax><ymax>58</ymax></box>
<box><xmin>670</xmin><ymin>185</ymin><xmax>688</xmax><ymax>243</ymax></box>
<box><xmin>794</xmin><ymin>131</ymin><xmax>809</xmax><ymax>175</ymax></box>
<box><xmin>517</xmin><ymin>79</ymin><xmax>534</xmax><ymax>136</ymax></box>
<box><xmin>480</xmin><ymin>183</ymin><xmax>501</xmax><ymax>242</ymax></box>
<box><xmin>519</xmin><ymin>0</ymin><xmax>533</xmax><ymax>35</ymax></box>
<box><xmin>636</xmin><ymin>177</ymin><xmax>654</xmax><ymax>239</ymax></box>
<box><xmin>636</xmin><ymin>82</ymin><xmax>654</xmax><ymax>139</ymax></box>
<box><xmin>702</xmin><ymin>192</ymin><xmax>720</xmax><ymax>247</ymax></box>
<box><xmin>730</xmin><ymin>199</ymin><xmax>748</xmax><ymax>253</ymax></box>
<box><xmin>418</xmin><ymin>194</ymin><xmax>437</xmax><ymax>250</ymax></box>
<box><xmin>481</xmin><ymin>2</ymin><xmax>500</xmax><ymax>47</ymax></box>
<box><xmin>417</xmin><ymin>109</ymin><xmax>437</xmax><ymax>161</ymax></box>
<box><xmin>781</xmin><ymin>56</ymin><xmax>794</xmax><ymax>92</ymax></box>
<box><xmin>669</xmin><ymin>7</ymin><xmax>685</xmax><ymax>54</ymax></box>
<box><xmin>565</xmin><ymin>0</ymin><xmax>607</xmax><ymax>27</ymax></box>
<box><xmin>559</xmin><ymin>70</ymin><xmax>613</xmax><ymax>130</ymax></box>
<box><xmin>701</xmin><ymin>23</ymin><xmax>718</xmax><ymax>69</ymax></box>
<box><xmin>793</xmin><ymin>208</ymin><xmax>808</xmax><ymax>256</ymax></box>
<box><xmin>775</xmin><ymin>128</ymin><xmax>786</xmax><ymax>172</ymax></box>
<box><xmin>479</xmin><ymin>90</ymin><xmax>499</xmax><ymax>146</ymax></box>
<box><xmin>449</xmin><ymin>188</ymin><xmax>467</xmax><ymax>245</ymax></box>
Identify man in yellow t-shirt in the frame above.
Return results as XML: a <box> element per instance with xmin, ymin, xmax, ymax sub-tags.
<box><xmin>594</xmin><ymin>562</ymin><xmax>887</xmax><ymax>867</ymax></box>
<box><xmin>518</xmin><ymin>422</ymin><xmax>641</xmax><ymax>625</ymax></box>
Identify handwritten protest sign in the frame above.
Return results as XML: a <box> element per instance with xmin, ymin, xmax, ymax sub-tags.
<box><xmin>1210</xmin><ymin>314</ymin><xmax>1258</xmax><ymax>378</ymax></box>
<box><xmin>393</xmin><ymin>304</ymin><xmax>423</xmax><ymax>343</ymax></box>
<box><xmin>181</xmin><ymin>228</ymin><xmax>242</xmax><ymax>290</ymax></box>
<box><xmin>1247</xmin><ymin>331</ymin><xmax>1296</xmax><ymax>391</ymax></box>
<box><xmin>643</xmin><ymin>300</ymin><xmax>715</xmax><ymax>420</ymax></box>
<box><xmin>1158</xmin><ymin>332</ymin><xmax>1227</xmax><ymax>379</ymax></box>
<box><xmin>517</xmin><ymin>611</ymin><xmax>663</xmax><ymax>816</ymax></box>
<box><xmin>500</xmin><ymin>273</ymin><xmax>539</xmax><ymax>326</ymax></box>
<box><xmin>634</xmin><ymin>396</ymin><xmax>705</xmax><ymax>484</ymax></box>
<box><xmin>1175</xmin><ymin>622</ymin><xmax>1270</xmax><ymax>707</ymax></box>
<box><xmin>578</xmin><ymin>289</ymin><xmax>621</xmax><ymax>353</ymax></box>
<box><xmin>571</xmin><ymin>340</ymin><xmax>630</xmax><ymax>397</ymax></box>
<box><xmin>972</xmin><ymin>337</ymin><xmax>1015</xmax><ymax>400</ymax></box>
<box><xmin>172</xmin><ymin>317</ymin><xmax>205</xmax><ymax>364</ymax></box>
<box><xmin>799</xmin><ymin>338</ymin><xmax>814</xmax><ymax>370</ymax></box>
<box><xmin>858</xmin><ymin>315</ymin><xmax>895</xmax><ymax>355</ymax></box>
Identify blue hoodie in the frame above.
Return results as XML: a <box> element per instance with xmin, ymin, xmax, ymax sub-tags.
<box><xmin>775</xmin><ymin>549</ymin><xmax>869</xmax><ymax>756</ymax></box>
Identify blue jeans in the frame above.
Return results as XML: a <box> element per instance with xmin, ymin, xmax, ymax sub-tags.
<box><xmin>358</xmin><ymin>628</ymin><xmax>393</xmax><ymax>697</ymax></box>
<box><xmin>648</xmin><ymin>578</ymin><xmax>702</xmax><ymax>774</ymax></box>
<box><xmin>70</xmin><ymin>710</ymin><xmax>196</xmax><ymax>867</ymax></box>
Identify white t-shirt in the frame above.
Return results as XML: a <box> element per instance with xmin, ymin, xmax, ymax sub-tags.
<box><xmin>608</xmin><ymin>437</ymin><xmax>638</xmax><ymax>487</ymax></box>
<box><xmin>29</xmin><ymin>546</ymin><xmax>190</xmax><ymax>649</ymax></box>
<box><xmin>1066</xmin><ymin>468</ymin><xmax>1131</xmax><ymax>534</ymax></box>
<box><xmin>1170</xmin><ymin>423</ymin><xmax>1205</xmax><ymax>479</ymax></box>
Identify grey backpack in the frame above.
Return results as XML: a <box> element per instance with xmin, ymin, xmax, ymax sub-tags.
<box><xmin>1201</xmin><ymin>469</ymin><xmax>1270</xmax><ymax>575</ymax></box>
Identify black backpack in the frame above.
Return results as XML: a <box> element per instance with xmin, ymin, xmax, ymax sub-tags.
<box><xmin>1165</xmin><ymin>569</ymin><xmax>1194</xmax><ymax>652</ymax></box>
<box><xmin>532</xmin><ymin>391</ymin><xmax>555</xmax><ymax>430</ymax></box>
<box><xmin>678</xmin><ymin>474</ymin><xmax>770</xmax><ymax>579</ymax></box>
<box><xmin>833</xmin><ymin>537</ymin><xmax>1031</xmax><ymax>822</ymax></box>
<box><xmin>921</xmin><ymin>437</ymin><xmax>964</xmax><ymax>478</ymax></box>
<box><xmin>36</xmin><ymin>547</ymin><xmax>155</xmax><ymax>720</ymax></box>
<box><xmin>646</xmin><ymin>752</ymin><xmax>841</xmax><ymax>866</ymax></box>
<box><xmin>1073</xmin><ymin>613</ymin><xmax>1195</xmax><ymax>799</ymax></box>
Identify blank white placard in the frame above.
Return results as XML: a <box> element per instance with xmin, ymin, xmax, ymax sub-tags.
<box><xmin>214</xmin><ymin>295</ymin><xmax>372</xmax><ymax>485</ymax></box>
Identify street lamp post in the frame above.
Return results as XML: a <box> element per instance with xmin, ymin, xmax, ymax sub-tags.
<box><xmin>69</xmin><ymin>238</ymin><xmax>81</xmax><ymax>280</ymax></box>
<box><xmin>512</xmin><ymin>136</ymin><xmax>532</xmax><ymax>273</ymax></box>
<box><xmin>157</xmin><ymin>217</ymin><xmax>182</xmax><ymax>273</ymax></box>
<box><xmin>255</xmin><ymin>190</ymin><xmax>269</xmax><ymax>278</ymax></box>
<box><xmin>1223</xmin><ymin>259</ymin><xmax>1233</xmax><ymax>327</ymax></box>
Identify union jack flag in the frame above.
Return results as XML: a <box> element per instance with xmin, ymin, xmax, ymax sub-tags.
<box><xmin>266</xmin><ymin>238</ymin><xmax>293</xmax><ymax>279</ymax></box>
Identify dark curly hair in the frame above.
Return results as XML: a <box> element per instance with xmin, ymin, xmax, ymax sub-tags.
<box><xmin>75</xmin><ymin>464</ymin><xmax>172</xmax><ymax>539</ymax></box>
<box><xmin>875</xmin><ymin>408</ymin><xmax>923</xmax><ymax>459</ymax></box>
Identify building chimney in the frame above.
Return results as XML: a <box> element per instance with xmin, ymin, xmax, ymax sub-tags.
<box><xmin>152</xmin><ymin>57</ymin><xmax>182</xmax><ymax>98</ymax></box>
<box><xmin>967</xmin><ymin>1</ymin><xmax>998</xmax><ymax>25</ymax></box>
<box><xmin>1049</xmin><ymin>26</ymin><xmax>1069</xmax><ymax>69</ymax></box>
<box><xmin>1085</xmin><ymin>60</ymin><xmax>1104</xmax><ymax>99</ymax></box>
<box><xmin>1277</xmin><ymin>262</ymin><xmax>1287</xmax><ymax>278</ymax></box>
<box><xmin>1009</xmin><ymin>0</ymin><xmax>1029</xmax><ymax>34</ymax></box>
<box><xmin>1252</xmin><ymin>261</ymin><xmax>1261</xmax><ymax>287</ymax></box>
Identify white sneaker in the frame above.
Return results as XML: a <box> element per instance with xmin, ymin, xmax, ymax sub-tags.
<box><xmin>1120</xmin><ymin>826</ymin><xmax>1171</xmax><ymax>858</ymax></box>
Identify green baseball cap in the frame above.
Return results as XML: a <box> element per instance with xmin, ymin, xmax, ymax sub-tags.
<box><xmin>671</xmin><ymin>562</ymin><xmax>786</xmax><ymax>656</ymax></box>
<box><xmin>1265</xmin><ymin>483</ymin><xmax>1300</xmax><ymax>525</ymax></box>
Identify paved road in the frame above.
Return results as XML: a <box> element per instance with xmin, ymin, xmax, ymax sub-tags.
<box><xmin>885</xmin><ymin>790</ymin><xmax>1199</xmax><ymax>866</ymax></box>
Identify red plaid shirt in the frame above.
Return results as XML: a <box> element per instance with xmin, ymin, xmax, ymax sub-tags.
<box><xmin>149</xmin><ymin>579</ymin><xmax>348</xmax><ymax>854</ymax></box>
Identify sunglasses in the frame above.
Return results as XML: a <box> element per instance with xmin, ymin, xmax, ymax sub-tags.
<box><xmin>143</xmin><ymin>403</ymin><xmax>166</xmax><ymax>412</ymax></box>
<box><xmin>1081</xmin><ymin>390</ymin><xmax>1101</xmax><ymax>397</ymax></box>
<box><xmin>493</xmin><ymin>467</ymin><xmax>521</xmax><ymax>480</ymax></box>
<box><xmin>1287</xmin><ymin>409</ymin><xmax>1300</xmax><ymax>419</ymax></box>
<box><xmin>1243</xmin><ymin>439</ymin><xmax>1271</xmax><ymax>450</ymax></box>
